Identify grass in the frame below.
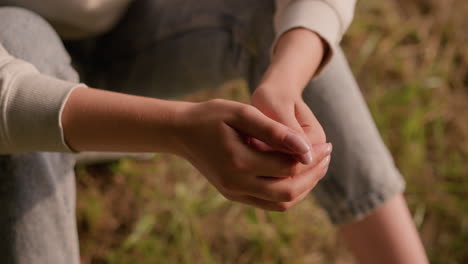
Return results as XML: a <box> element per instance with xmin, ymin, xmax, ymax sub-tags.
<box><xmin>76</xmin><ymin>0</ymin><xmax>468</xmax><ymax>263</ymax></box>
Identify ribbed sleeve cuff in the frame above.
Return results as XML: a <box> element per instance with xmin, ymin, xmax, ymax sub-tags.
<box><xmin>273</xmin><ymin>0</ymin><xmax>343</xmax><ymax>76</ymax></box>
<box><xmin>3</xmin><ymin>72</ymin><xmax>84</xmax><ymax>153</ymax></box>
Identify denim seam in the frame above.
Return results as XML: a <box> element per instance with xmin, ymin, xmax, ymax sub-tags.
<box><xmin>326</xmin><ymin>176</ymin><xmax>406</xmax><ymax>225</ymax></box>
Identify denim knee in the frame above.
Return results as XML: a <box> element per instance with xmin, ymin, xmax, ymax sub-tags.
<box><xmin>0</xmin><ymin>6</ymin><xmax>78</xmax><ymax>82</ymax></box>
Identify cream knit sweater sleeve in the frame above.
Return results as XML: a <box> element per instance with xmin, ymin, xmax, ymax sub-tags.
<box><xmin>0</xmin><ymin>44</ymin><xmax>83</xmax><ymax>153</ymax></box>
<box><xmin>274</xmin><ymin>0</ymin><xmax>356</xmax><ymax>73</ymax></box>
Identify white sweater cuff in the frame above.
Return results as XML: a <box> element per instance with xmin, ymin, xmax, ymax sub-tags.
<box><xmin>0</xmin><ymin>65</ymin><xmax>84</xmax><ymax>153</ymax></box>
<box><xmin>273</xmin><ymin>0</ymin><xmax>348</xmax><ymax>76</ymax></box>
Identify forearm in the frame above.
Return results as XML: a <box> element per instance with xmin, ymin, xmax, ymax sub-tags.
<box><xmin>61</xmin><ymin>86</ymin><xmax>191</xmax><ymax>153</ymax></box>
<box><xmin>259</xmin><ymin>28</ymin><xmax>326</xmax><ymax>94</ymax></box>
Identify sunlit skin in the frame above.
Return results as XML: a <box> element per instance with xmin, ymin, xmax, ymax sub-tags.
<box><xmin>61</xmin><ymin>28</ymin><xmax>428</xmax><ymax>263</ymax></box>
<box><xmin>341</xmin><ymin>195</ymin><xmax>429</xmax><ymax>264</ymax></box>
<box><xmin>62</xmin><ymin>87</ymin><xmax>333</xmax><ymax>210</ymax></box>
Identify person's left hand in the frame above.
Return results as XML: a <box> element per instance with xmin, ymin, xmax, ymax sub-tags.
<box><xmin>245</xmin><ymin>28</ymin><xmax>330</xmax><ymax>209</ymax></box>
<box><xmin>250</xmin><ymin>85</ymin><xmax>329</xmax><ymax>179</ymax></box>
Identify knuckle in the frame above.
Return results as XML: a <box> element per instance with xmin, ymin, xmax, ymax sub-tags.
<box><xmin>279</xmin><ymin>188</ymin><xmax>298</xmax><ymax>202</ymax></box>
<box><xmin>271</xmin><ymin>128</ymin><xmax>287</xmax><ymax>144</ymax></box>
<box><xmin>230</xmin><ymin>156</ymin><xmax>250</xmax><ymax>173</ymax></box>
<box><xmin>275</xmin><ymin>202</ymin><xmax>291</xmax><ymax>212</ymax></box>
<box><xmin>236</xmin><ymin>104</ymin><xmax>254</xmax><ymax>118</ymax></box>
<box><xmin>222</xmin><ymin>193</ymin><xmax>238</xmax><ymax>202</ymax></box>
<box><xmin>309</xmin><ymin>180</ymin><xmax>319</xmax><ymax>190</ymax></box>
<box><xmin>218</xmin><ymin>177</ymin><xmax>236</xmax><ymax>192</ymax></box>
<box><xmin>315</xmin><ymin>129</ymin><xmax>327</xmax><ymax>144</ymax></box>
<box><xmin>306</xmin><ymin>128</ymin><xmax>326</xmax><ymax>145</ymax></box>
<box><xmin>219</xmin><ymin>191</ymin><xmax>232</xmax><ymax>200</ymax></box>
<box><xmin>203</xmin><ymin>99</ymin><xmax>226</xmax><ymax>116</ymax></box>
<box><xmin>318</xmin><ymin>130</ymin><xmax>326</xmax><ymax>143</ymax></box>
<box><xmin>285</xmin><ymin>163</ymin><xmax>300</xmax><ymax>176</ymax></box>
<box><xmin>206</xmin><ymin>99</ymin><xmax>231</xmax><ymax>113</ymax></box>
<box><xmin>207</xmin><ymin>98</ymin><xmax>225</xmax><ymax>106</ymax></box>
<box><xmin>216</xmin><ymin>120</ymin><xmax>228</xmax><ymax>134</ymax></box>
<box><xmin>222</xmin><ymin>143</ymin><xmax>236</xmax><ymax>160</ymax></box>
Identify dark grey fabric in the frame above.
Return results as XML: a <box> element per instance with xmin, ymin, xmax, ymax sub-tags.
<box><xmin>303</xmin><ymin>49</ymin><xmax>405</xmax><ymax>223</ymax></box>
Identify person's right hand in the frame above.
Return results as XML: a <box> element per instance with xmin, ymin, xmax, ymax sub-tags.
<box><xmin>62</xmin><ymin>87</ymin><xmax>330</xmax><ymax>210</ymax></box>
<box><xmin>173</xmin><ymin>99</ymin><xmax>332</xmax><ymax>211</ymax></box>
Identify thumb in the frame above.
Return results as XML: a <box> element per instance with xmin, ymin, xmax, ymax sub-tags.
<box><xmin>226</xmin><ymin>106</ymin><xmax>312</xmax><ymax>163</ymax></box>
<box><xmin>249</xmin><ymin>107</ymin><xmax>313</xmax><ymax>164</ymax></box>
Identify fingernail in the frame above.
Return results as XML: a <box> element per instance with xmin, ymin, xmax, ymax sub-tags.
<box><xmin>326</xmin><ymin>143</ymin><xmax>333</xmax><ymax>154</ymax></box>
<box><xmin>306</xmin><ymin>151</ymin><xmax>313</xmax><ymax>164</ymax></box>
<box><xmin>299</xmin><ymin>151</ymin><xmax>313</xmax><ymax>165</ymax></box>
<box><xmin>322</xmin><ymin>155</ymin><xmax>331</xmax><ymax>166</ymax></box>
<box><xmin>319</xmin><ymin>166</ymin><xmax>329</xmax><ymax>180</ymax></box>
<box><xmin>284</xmin><ymin>133</ymin><xmax>310</xmax><ymax>154</ymax></box>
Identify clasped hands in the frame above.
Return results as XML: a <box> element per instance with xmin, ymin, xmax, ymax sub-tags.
<box><xmin>175</xmin><ymin>86</ymin><xmax>331</xmax><ymax>211</ymax></box>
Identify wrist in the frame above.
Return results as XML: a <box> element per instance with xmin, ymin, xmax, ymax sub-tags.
<box><xmin>258</xmin><ymin>29</ymin><xmax>325</xmax><ymax>97</ymax></box>
<box><xmin>254</xmin><ymin>79</ymin><xmax>303</xmax><ymax>101</ymax></box>
<box><xmin>62</xmin><ymin>87</ymin><xmax>195</xmax><ymax>154</ymax></box>
<box><xmin>165</xmin><ymin>100</ymin><xmax>197</xmax><ymax>157</ymax></box>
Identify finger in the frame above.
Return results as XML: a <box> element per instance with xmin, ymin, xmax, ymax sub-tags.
<box><xmin>247</xmin><ymin>136</ymin><xmax>275</xmax><ymax>152</ymax></box>
<box><xmin>250</xmin><ymin>104</ymin><xmax>314</xmax><ymax>164</ymax></box>
<box><xmin>296</xmin><ymin>142</ymin><xmax>332</xmax><ymax>172</ymax></box>
<box><xmin>295</xmin><ymin>101</ymin><xmax>327</xmax><ymax>162</ymax></box>
<box><xmin>318</xmin><ymin>160</ymin><xmax>331</xmax><ymax>181</ymax></box>
<box><xmin>258</xmin><ymin>154</ymin><xmax>331</xmax><ymax>202</ymax></box>
<box><xmin>249</xmin><ymin>136</ymin><xmax>313</xmax><ymax>164</ymax></box>
<box><xmin>275</xmin><ymin>184</ymin><xmax>313</xmax><ymax>210</ymax></box>
<box><xmin>257</xmin><ymin>143</ymin><xmax>333</xmax><ymax>177</ymax></box>
<box><xmin>225</xmin><ymin>126</ymin><xmax>300</xmax><ymax>177</ymax></box>
<box><xmin>253</xmin><ymin>100</ymin><xmax>305</xmax><ymax>136</ymax></box>
<box><xmin>296</xmin><ymin>101</ymin><xmax>326</xmax><ymax>144</ymax></box>
<box><xmin>264</xmin><ymin>165</ymin><xmax>328</xmax><ymax>208</ymax></box>
<box><xmin>242</xmin><ymin>142</ymin><xmax>332</xmax><ymax>178</ymax></box>
<box><xmin>225</xmin><ymin>106</ymin><xmax>312</xmax><ymax>160</ymax></box>
<box><xmin>246</xmin><ymin>102</ymin><xmax>323</xmax><ymax>164</ymax></box>
<box><xmin>249</xmin><ymin>138</ymin><xmax>316</xmax><ymax>165</ymax></box>
<box><xmin>222</xmin><ymin>159</ymin><xmax>330</xmax><ymax>210</ymax></box>
<box><xmin>224</xmin><ymin>193</ymin><xmax>294</xmax><ymax>212</ymax></box>
<box><xmin>223</xmin><ymin>157</ymin><xmax>332</xmax><ymax>211</ymax></box>
<box><xmin>239</xmin><ymin>146</ymin><xmax>332</xmax><ymax>208</ymax></box>
<box><xmin>245</xmin><ymin>154</ymin><xmax>331</xmax><ymax>202</ymax></box>
<box><xmin>234</xmin><ymin>142</ymin><xmax>299</xmax><ymax>177</ymax></box>
<box><xmin>225</xmin><ymin>188</ymin><xmax>312</xmax><ymax>212</ymax></box>
<box><xmin>283</xmin><ymin>142</ymin><xmax>333</xmax><ymax>176</ymax></box>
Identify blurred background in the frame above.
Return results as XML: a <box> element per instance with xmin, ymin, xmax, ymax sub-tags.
<box><xmin>76</xmin><ymin>0</ymin><xmax>468</xmax><ymax>263</ymax></box>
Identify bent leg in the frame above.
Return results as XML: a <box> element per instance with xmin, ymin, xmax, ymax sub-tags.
<box><xmin>340</xmin><ymin>194</ymin><xmax>429</xmax><ymax>264</ymax></box>
<box><xmin>238</xmin><ymin>0</ymin><xmax>424</xmax><ymax>255</ymax></box>
<box><xmin>0</xmin><ymin>7</ymin><xmax>79</xmax><ymax>264</ymax></box>
<box><xmin>303</xmin><ymin>48</ymin><xmax>405</xmax><ymax>224</ymax></box>
<box><xmin>302</xmin><ymin>49</ymin><xmax>427</xmax><ymax>262</ymax></box>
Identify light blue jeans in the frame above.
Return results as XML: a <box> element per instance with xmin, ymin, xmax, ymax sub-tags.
<box><xmin>0</xmin><ymin>0</ymin><xmax>405</xmax><ymax>263</ymax></box>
